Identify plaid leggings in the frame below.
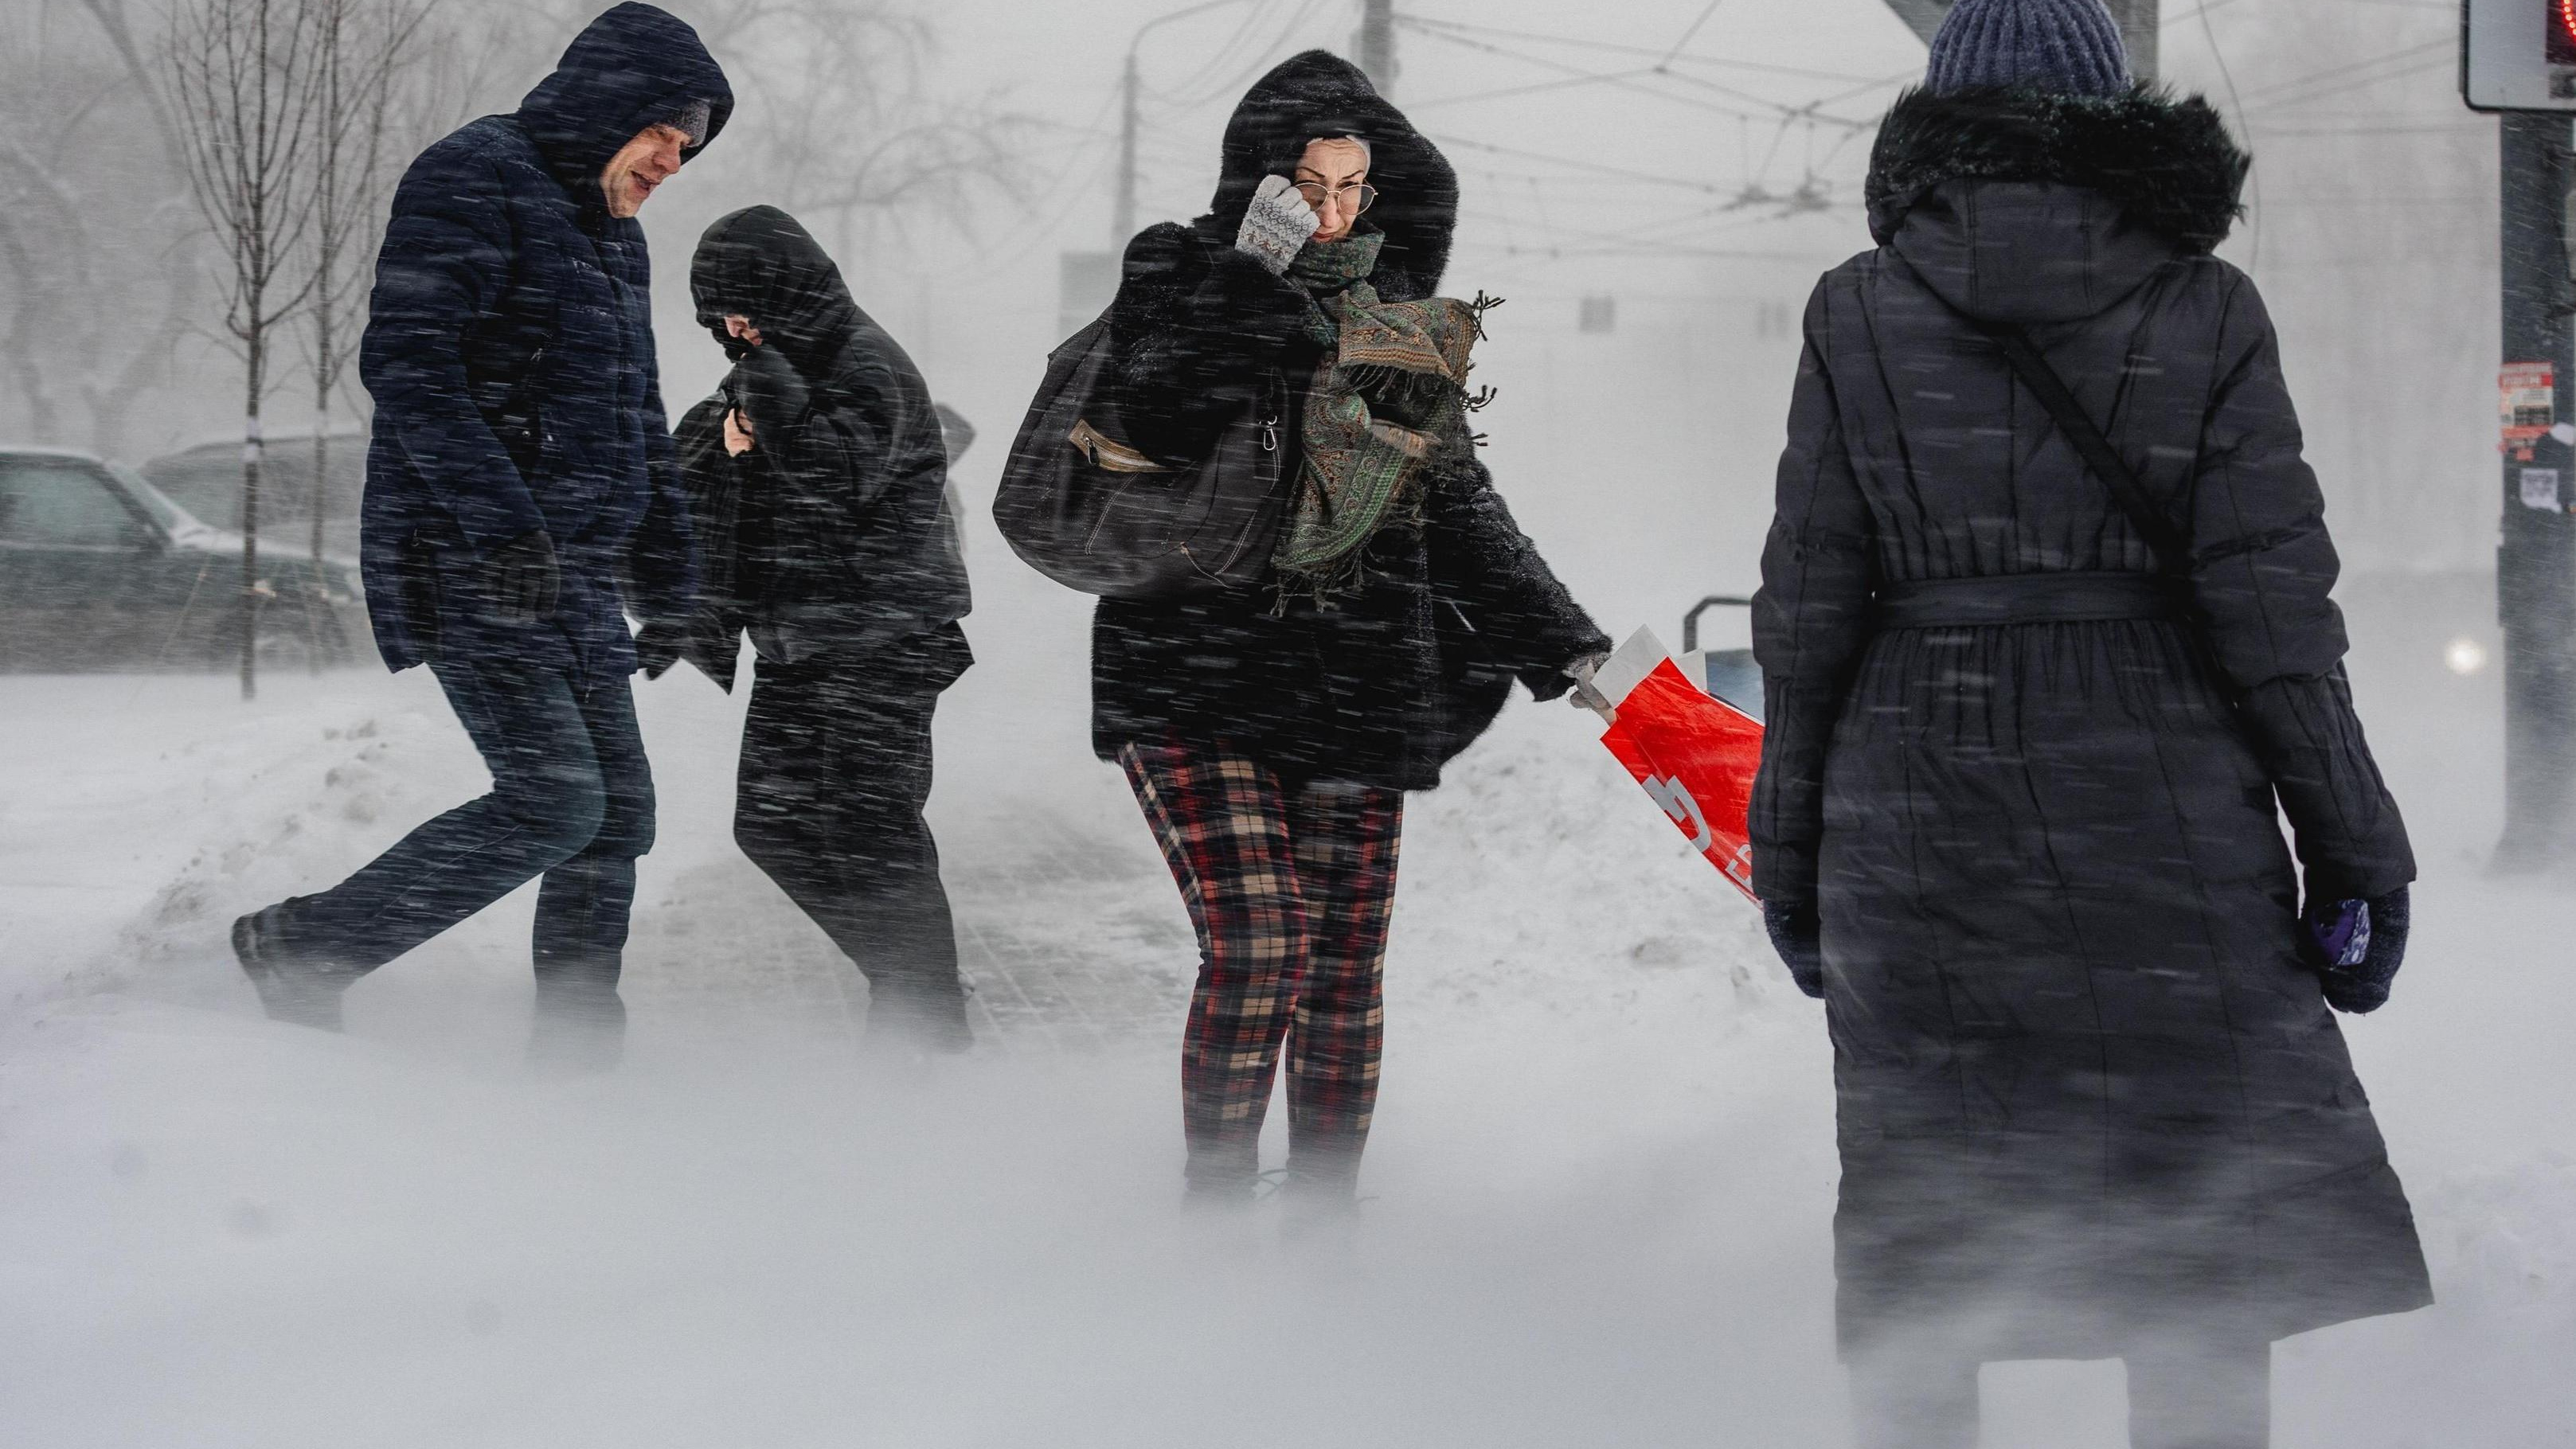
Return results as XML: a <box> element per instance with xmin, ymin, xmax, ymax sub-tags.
<box><xmin>1118</xmin><ymin>739</ymin><xmax>1404</xmax><ymax>1188</ymax></box>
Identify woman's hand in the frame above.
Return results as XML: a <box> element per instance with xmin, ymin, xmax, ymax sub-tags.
<box><xmin>1233</xmin><ymin>174</ymin><xmax>1319</xmax><ymax>276</ymax></box>
<box><xmin>1564</xmin><ymin>650</ymin><xmax>1614</xmax><ymax>717</ymax></box>
<box><xmin>2304</xmin><ymin>885</ymin><xmax>2410</xmax><ymax>1014</ymax></box>
<box><xmin>1763</xmin><ymin>900</ymin><xmax>1826</xmax><ymax>1000</ymax></box>
<box><xmin>723</xmin><ymin>407</ymin><xmax>755</xmax><ymax>456</ymax></box>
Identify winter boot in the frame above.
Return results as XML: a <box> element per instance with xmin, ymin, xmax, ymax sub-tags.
<box><xmin>1277</xmin><ymin>1139</ymin><xmax>1363</xmax><ymax>1249</ymax></box>
<box><xmin>862</xmin><ymin>975</ymin><xmax>975</xmax><ymax>1057</ymax></box>
<box><xmin>230</xmin><ymin>904</ymin><xmax>355</xmax><ymax>1032</ymax></box>
<box><xmin>528</xmin><ymin>963</ymin><xmax>627</xmax><ymax>1076</ymax></box>
<box><xmin>1182</xmin><ymin>1136</ymin><xmax>1262</xmax><ymax>1211</ymax></box>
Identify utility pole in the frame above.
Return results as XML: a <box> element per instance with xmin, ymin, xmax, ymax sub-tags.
<box><xmin>1878</xmin><ymin>0</ymin><xmax>2157</xmax><ymax>83</ymax></box>
<box><xmin>1355</xmin><ymin>0</ymin><xmax>1397</xmax><ymax>96</ymax></box>
<box><xmin>2496</xmin><ymin>113</ymin><xmax>2576</xmax><ymax>866</ymax></box>
<box><xmin>2468</xmin><ymin>2</ymin><xmax>2576</xmax><ymax>868</ymax></box>
<box><xmin>1115</xmin><ymin>49</ymin><xmax>1139</xmax><ymax>246</ymax></box>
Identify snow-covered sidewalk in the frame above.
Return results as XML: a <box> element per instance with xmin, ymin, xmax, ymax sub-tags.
<box><xmin>1</xmin><ymin>576</ymin><xmax>2570</xmax><ymax>1445</ymax></box>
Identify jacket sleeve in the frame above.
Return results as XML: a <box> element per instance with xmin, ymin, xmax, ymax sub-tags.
<box><xmin>729</xmin><ymin>343</ymin><xmax>916</xmax><ymax>518</ymax></box>
<box><xmin>624</xmin><ymin>333</ymin><xmax>698</xmax><ymax>627</ymax></box>
<box><xmin>358</xmin><ymin>150</ymin><xmax>548</xmax><ymax>555</ymax></box>
<box><xmin>1751</xmin><ymin>283</ymin><xmax>1878</xmax><ymax>912</ymax></box>
<box><xmin>663</xmin><ymin>395</ymin><xmax>735</xmax><ymax>607</ymax></box>
<box><xmin>1424</xmin><ymin>456</ymin><xmax>1609</xmax><ymax>700</ymax></box>
<box><xmin>2186</xmin><ymin>271</ymin><xmax>2414</xmax><ymax>900</ymax></box>
<box><xmin>1106</xmin><ymin>223</ymin><xmax>1312</xmax><ymax>466</ymax></box>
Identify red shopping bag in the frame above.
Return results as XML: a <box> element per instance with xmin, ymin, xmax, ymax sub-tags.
<box><xmin>1589</xmin><ymin>628</ymin><xmax>1764</xmax><ymax>903</ymax></box>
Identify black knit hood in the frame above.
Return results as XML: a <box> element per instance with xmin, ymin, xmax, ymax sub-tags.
<box><xmin>1197</xmin><ymin>50</ymin><xmax>1457</xmax><ymax>303</ymax></box>
<box><xmin>691</xmin><ymin>205</ymin><xmax>861</xmax><ymax>377</ymax></box>
<box><xmin>1865</xmin><ymin>85</ymin><xmax>2248</xmax><ymax>252</ymax></box>
<box><xmin>515</xmin><ymin>2</ymin><xmax>732</xmax><ymax>204</ymax></box>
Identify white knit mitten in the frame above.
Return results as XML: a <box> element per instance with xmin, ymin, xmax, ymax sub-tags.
<box><xmin>1233</xmin><ymin>174</ymin><xmax>1319</xmax><ymax>275</ymax></box>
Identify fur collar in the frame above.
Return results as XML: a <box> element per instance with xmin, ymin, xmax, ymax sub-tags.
<box><xmin>1865</xmin><ymin>86</ymin><xmax>2248</xmax><ymax>253</ymax></box>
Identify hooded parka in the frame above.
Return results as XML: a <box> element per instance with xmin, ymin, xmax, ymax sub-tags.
<box><xmin>666</xmin><ymin>205</ymin><xmax>970</xmax><ymax>690</ymax></box>
<box><xmin>1752</xmin><ymin>87</ymin><xmax>2430</xmax><ymax>1358</ymax></box>
<box><xmin>359</xmin><ymin>2</ymin><xmax>730</xmax><ymax>685</ymax></box>
<box><xmin>1089</xmin><ymin>51</ymin><xmax>1606</xmax><ymax>790</ymax></box>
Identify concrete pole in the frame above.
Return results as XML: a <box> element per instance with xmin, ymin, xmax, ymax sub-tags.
<box><xmin>1115</xmin><ymin>49</ymin><xmax>1139</xmax><ymax>247</ymax></box>
<box><xmin>1357</xmin><ymin>0</ymin><xmax>1396</xmax><ymax>96</ymax></box>
<box><xmin>2496</xmin><ymin>112</ymin><xmax>2576</xmax><ymax>868</ymax></box>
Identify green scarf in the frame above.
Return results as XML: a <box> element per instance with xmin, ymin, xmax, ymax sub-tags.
<box><xmin>1273</xmin><ymin>235</ymin><xmax>1483</xmax><ymax>596</ymax></box>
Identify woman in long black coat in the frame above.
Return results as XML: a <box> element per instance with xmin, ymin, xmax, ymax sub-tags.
<box><xmin>645</xmin><ymin>205</ymin><xmax>975</xmax><ymax>1051</ymax></box>
<box><xmin>1093</xmin><ymin>52</ymin><xmax>1608</xmax><ymax>1209</ymax></box>
<box><xmin>1750</xmin><ymin>4</ymin><xmax>2429</xmax><ymax>1444</ymax></box>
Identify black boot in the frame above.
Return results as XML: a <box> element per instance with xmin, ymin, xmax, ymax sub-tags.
<box><xmin>230</xmin><ymin>903</ymin><xmax>355</xmax><ymax>1032</ymax></box>
<box><xmin>528</xmin><ymin>960</ymin><xmax>627</xmax><ymax>1075</ymax></box>
<box><xmin>1278</xmin><ymin>1138</ymin><xmax>1363</xmax><ymax>1247</ymax></box>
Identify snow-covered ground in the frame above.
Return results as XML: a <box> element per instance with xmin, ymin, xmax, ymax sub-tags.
<box><xmin>1</xmin><ymin>569</ymin><xmax>2570</xmax><ymax>1447</ymax></box>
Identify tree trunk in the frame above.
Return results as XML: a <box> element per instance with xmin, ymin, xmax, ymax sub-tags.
<box><xmin>241</xmin><ymin>327</ymin><xmax>264</xmax><ymax>702</ymax></box>
<box><xmin>309</xmin><ymin>289</ymin><xmax>333</xmax><ymax>674</ymax></box>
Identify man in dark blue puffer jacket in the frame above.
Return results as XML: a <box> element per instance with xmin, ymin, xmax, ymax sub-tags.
<box><xmin>229</xmin><ymin>3</ymin><xmax>730</xmax><ymax>1068</ymax></box>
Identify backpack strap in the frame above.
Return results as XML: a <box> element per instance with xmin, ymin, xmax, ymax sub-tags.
<box><xmin>1971</xmin><ymin>319</ymin><xmax>2192</xmax><ymax>577</ymax></box>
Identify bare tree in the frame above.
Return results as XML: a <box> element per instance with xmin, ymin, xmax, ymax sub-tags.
<box><xmin>686</xmin><ymin>0</ymin><xmax>1034</xmax><ymax>285</ymax></box>
<box><xmin>169</xmin><ymin>0</ymin><xmax>328</xmax><ymax>700</ymax></box>
<box><xmin>295</xmin><ymin>0</ymin><xmax>424</xmax><ymax>666</ymax></box>
<box><xmin>0</xmin><ymin>2</ymin><xmax>201</xmax><ymax>460</ymax></box>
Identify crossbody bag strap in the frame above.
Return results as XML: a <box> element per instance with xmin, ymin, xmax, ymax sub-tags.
<box><xmin>1972</xmin><ymin>320</ymin><xmax>2192</xmax><ymax>576</ymax></box>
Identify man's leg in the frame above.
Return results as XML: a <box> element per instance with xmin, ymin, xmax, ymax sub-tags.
<box><xmin>1280</xmin><ymin>778</ymin><xmax>1403</xmax><ymax>1205</ymax></box>
<box><xmin>1119</xmin><ymin>740</ymin><xmax>1307</xmax><ymax>1199</ymax></box>
<box><xmin>733</xmin><ymin>658</ymin><xmax>970</xmax><ymax>1050</ymax></box>
<box><xmin>527</xmin><ymin>673</ymin><xmax>653</xmax><ymax>1070</ymax></box>
<box><xmin>237</xmin><ymin>660</ymin><xmax>608</xmax><ymax>1026</ymax></box>
<box><xmin>2128</xmin><ymin>1336</ymin><xmax>2271</xmax><ymax>1449</ymax></box>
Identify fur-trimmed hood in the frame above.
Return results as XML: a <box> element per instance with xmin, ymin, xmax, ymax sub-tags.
<box><xmin>1866</xmin><ymin>85</ymin><xmax>2248</xmax><ymax>251</ymax></box>
<box><xmin>1863</xmin><ymin>87</ymin><xmax>2249</xmax><ymax>325</ymax></box>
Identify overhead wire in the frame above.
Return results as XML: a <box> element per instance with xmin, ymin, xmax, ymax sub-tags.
<box><xmin>2192</xmin><ymin>0</ymin><xmax>2261</xmax><ymax>275</ymax></box>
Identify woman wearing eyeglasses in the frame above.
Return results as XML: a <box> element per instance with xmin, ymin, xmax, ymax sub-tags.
<box><xmin>1090</xmin><ymin>50</ymin><xmax>1608</xmax><ymax>1218</ymax></box>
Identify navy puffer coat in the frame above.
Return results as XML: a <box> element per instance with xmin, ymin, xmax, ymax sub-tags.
<box><xmin>358</xmin><ymin>2</ymin><xmax>731</xmax><ymax>685</ymax></box>
<box><xmin>1753</xmin><ymin>87</ymin><xmax>2430</xmax><ymax>1359</ymax></box>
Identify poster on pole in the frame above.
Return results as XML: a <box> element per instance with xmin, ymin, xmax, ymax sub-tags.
<box><xmin>2502</xmin><ymin>362</ymin><xmax>2555</xmax><ymax>460</ymax></box>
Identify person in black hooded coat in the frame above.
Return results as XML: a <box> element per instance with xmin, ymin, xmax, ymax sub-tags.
<box><xmin>229</xmin><ymin>3</ymin><xmax>729</xmax><ymax>1066</ymax></box>
<box><xmin>647</xmin><ymin>205</ymin><xmax>975</xmax><ymax>1050</ymax></box>
<box><xmin>1751</xmin><ymin>3</ymin><xmax>2428</xmax><ymax>1444</ymax></box>
<box><xmin>1089</xmin><ymin>51</ymin><xmax>1609</xmax><ymax>1206</ymax></box>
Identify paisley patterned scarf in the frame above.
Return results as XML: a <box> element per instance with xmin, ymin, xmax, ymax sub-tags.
<box><xmin>1275</xmin><ymin>234</ymin><xmax>1483</xmax><ymax>596</ymax></box>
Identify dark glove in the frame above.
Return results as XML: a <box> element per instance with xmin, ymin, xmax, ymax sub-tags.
<box><xmin>2301</xmin><ymin>885</ymin><xmax>2410</xmax><ymax>1014</ymax></box>
<box><xmin>635</xmin><ymin>617</ymin><xmax>689</xmax><ymax>679</ymax></box>
<box><xmin>1763</xmin><ymin>900</ymin><xmax>1825</xmax><ymax>1000</ymax></box>
<box><xmin>729</xmin><ymin>344</ymin><xmax>810</xmax><ymax>435</ymax></box>
<box><xmin>483</xmin><ymin>529</ymin><xmax>561</xmax><ymax>625</ymax></box>
<box><xmin>634</xmin><ymin>611</ymin><xmax>734</xmax><ymax>688</ymax></box>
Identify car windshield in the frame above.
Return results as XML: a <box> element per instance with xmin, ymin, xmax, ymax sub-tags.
<box><xmin>107</xmin><ymin>463</ymin><xmax>208</xmax><ymax>534</ymax></box>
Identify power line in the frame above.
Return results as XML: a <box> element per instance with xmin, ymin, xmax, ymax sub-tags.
<box><xmin>1659</xmin><ymin>0</ymin><xmax>1725</xmax><ymax>68</ymax></box>
<box><xmin>1426</xmin><ymin>132</ymin><xmax>1732</xmax><ymax>193</ymax></box>
<box><xmin>1399</xmin><ymin>21</ymin><xmax>1878</xmax><ymax>130</ymax></box>
<box><xmin>1398</xmin><ymin>15</ymin><xmax>1900</xmax><ymax>87</ymax></box>
<box><xmin>2191</xmin><ymin>0</ymin><xmax>2261</xmax><ymax>275</ymax></box>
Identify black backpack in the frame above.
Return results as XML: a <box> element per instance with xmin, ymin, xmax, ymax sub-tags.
<box><xmin>992</xmin><ymin>315</ymin><xmax>1289</xmax><ymax>600</ymax></box>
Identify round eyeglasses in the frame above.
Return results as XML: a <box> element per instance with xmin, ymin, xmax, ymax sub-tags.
<box><xmin>1293</xmin><ymin>180</ymin><xmax>1377</xmax><ymax>214</ymax></box>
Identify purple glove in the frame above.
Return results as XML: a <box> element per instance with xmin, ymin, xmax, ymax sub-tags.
<box><xmin>2301</xmin><ymin>885</ymin><xmax>2410</xmax><ymax>1014</ymax></box>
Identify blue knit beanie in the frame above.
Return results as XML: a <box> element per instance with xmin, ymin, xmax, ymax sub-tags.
<box><xmin>1925</xmin><ymin>0</ymin><xmax>2131</xmax><ymax>96</ymax></box>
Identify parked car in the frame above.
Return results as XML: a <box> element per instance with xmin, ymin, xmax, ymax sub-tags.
<box><xmin>143</xmin><ymin>427</ymin><xmax>367</xmax><ymax>560</ymax></box>
<box><xmin>0</xmin><ymin>447</ymin><xmax>365</xmax><ymax>671</ymax></box>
